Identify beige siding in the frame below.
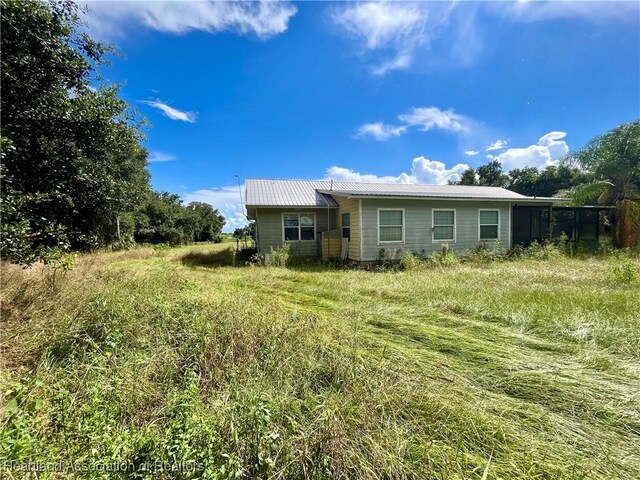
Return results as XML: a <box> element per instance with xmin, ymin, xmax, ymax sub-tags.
<box><xmin>255</xmin><ymin>207</ymin><xmax>337</xmax><ymax>256</ymax></box>
<box><xmin>334</xmin><ymin>196</ymin><xmax>361</xmax><ymax>261</ymax></box>
<box><xmin>360</xmin><ymin>199</ymin><xmax>513</xmax><ymax>261</ymax></box>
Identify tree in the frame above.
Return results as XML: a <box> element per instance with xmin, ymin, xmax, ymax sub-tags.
<box><xmin>507</xmin><ymin>165</ymin><xmax>592</xmax><ymax>197</ymax></box>
<box><xmin>1</xmin><ymin>0</ymin><xmax>150</xmax><ymax>262</ymax></box>
<box><xmin>477</xmin><ymin>160</ymin><xmax>508</xmax><ymax>187</ymax></box>
<box><xmin>182</xmin><ymin>202</ymin><xmax>225</xmax><ymax>242</ymax></box>
<box><xmin>233</xmin><ymin>223</ymin><xmax>255</xmax><ymax>249</ymax></box>
<box><xmin>563</xmin><ymin>121</ymin><xmax>640</xmax><ymax>246</ymax></box>
<box><xmin>565</xmin><ymin>121</ymin><xmax>640</xmax><ymax>205</ymax></box>
<box><xmin>132</xmin><ymin>192</ymin><xmax>225</xmax><ymax>246</ymax></box>
<box><xmin>457</xmin><ymin>168</ymin><xmax>478</xmax><ymax>186</ymax></box>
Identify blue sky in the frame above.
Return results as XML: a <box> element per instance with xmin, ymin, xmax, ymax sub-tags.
<box><xmin>82</xmin><ymin>1</ymin><xmax>640</xmax><ymax>231</ymax></box>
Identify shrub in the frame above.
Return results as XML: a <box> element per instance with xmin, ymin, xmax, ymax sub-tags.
<box><xmin>430</xmin><ymin>243</ymin><xmax>458</xmax><ymax>267</ymax></box>
<box><xmin>399</xmin><ymin>252</ymin><xmax>424</xmax><ymax>271</ymax></box>
<box><xmin>110</xmin><ymin>235</ymin><xmax>136</xmax><ymax>252</ymax></box>
<box><xmin>523</xmin><ymin>240</ymin><xmax>561</xmax><ymax>260</ymax></box>
<box><xmin>609</xmin><ymin>256</ymin><xmax>639</xmax><ymax>284</ymax></box>
<box><xmin>267</xmin><ymin>243</ymin><xmax>291</xmax><ymax>267</ymax></box>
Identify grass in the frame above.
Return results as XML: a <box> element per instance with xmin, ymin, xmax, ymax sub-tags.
<box><xmin>1</xmin><ymin>243</ymin><xmax>639</xmax><ymax>479</ymax></box>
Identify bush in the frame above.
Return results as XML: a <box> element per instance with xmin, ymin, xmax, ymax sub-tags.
<box><xmin>399</xmin><ymin>252</ymin><xmax>424</xmax><ymax>271</ymax></box>
<box><xmin>267</xmin><ymin>243</ymin><xmax>291</xmax><ymax>267</ymax></box>
<box><xmin>523</xmin><ymin>240</ymin><xmax>562</xmax><ymax>260</ymax></box>
<box><xmin>430</xmin><ymin>243</ymin><xmax>458</xmax><ymax>267</ymax></box>
<box><xmin>609</xmin><ymin>256</ymin><xmax>639</xmax><ymax>284</ymax></box>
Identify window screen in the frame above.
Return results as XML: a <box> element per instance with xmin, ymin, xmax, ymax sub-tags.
<box><xmin>433</xmin><ymin>210</ymin><xmax>455</xmax><ymax>241</ymax></box>
<box><xmin>479</xmin><ymin>210</ymin><xmax>499</xmax><ymax>240</ymax></box>
<box><xmin>379</xmin><ymin>210</ymin><xmax>403</xmax><ymax>242</ymax></box>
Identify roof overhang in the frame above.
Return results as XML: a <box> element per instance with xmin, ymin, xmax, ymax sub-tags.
<box><xmin>317</xmin><ymin>190</ymin><xmax>570</xmax><ymax>203</ymax></box>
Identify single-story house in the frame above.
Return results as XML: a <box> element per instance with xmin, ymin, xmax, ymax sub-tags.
<box><xmin>245</xmin><ymin>179</ymin><xmax>578</xmax><ymax>262</ymax></box>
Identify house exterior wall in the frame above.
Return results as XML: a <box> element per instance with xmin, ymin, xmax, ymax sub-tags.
<box><xmin>359</xmin><ymin>198</ymin><xmax>514</xmax><ymax>261</ymax></box>
<box><xmin>255</xmin><ymin>207</ymin><xmax>337</xmax><ymax>256</ymax></box>
<box><xmin>335</xmin><ymin>196</ymin><xmax>361</xmax><ymax>261</ymax></box>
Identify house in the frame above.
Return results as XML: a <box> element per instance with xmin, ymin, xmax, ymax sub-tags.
<box><xmin>245</xmin><ymin>179</ymin><xmax>574</xmax><ymax>262</ymax></box>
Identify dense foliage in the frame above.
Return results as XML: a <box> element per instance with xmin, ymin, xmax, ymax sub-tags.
<box><xmin>130</xmin><ymin>192</ymin><xmax>225</xmax><ymax>246</ymax></box>
<box><xmin>0</xmin><ymin>0</ymin><xmax>225</xmax><ymax>263</ymax></box>
<box><xmin>564</xmin><ymin>120</ymin><xmax>640</xmax><ymax>205</ymax></box>
<box><xmin>452</xmin><ymin>159</ymin><xmax>591</xmax><ymax>197</ymax></box>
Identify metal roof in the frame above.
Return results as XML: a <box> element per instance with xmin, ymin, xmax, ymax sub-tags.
<box><xmin>245</xmin><ymin>179</ymin><xmax>566</xmax><ymax>206</ymax></box>
<box><xmin>245</xmin><ymin>179</ymin><xmax>338</xmax><ymax>207</ymax></box>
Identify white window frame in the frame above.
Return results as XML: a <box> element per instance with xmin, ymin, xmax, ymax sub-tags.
<box><xmin>478</xmin><ymin>209</ymin><xmax>500</xmax><ymax>241</ymax></box>
<box><xmin>377</xmin><ymin>208</ymin><xmax>405</xmax><ymax>245</ymax></box>
<box><xmin>282</xmin><ymin>212</ymin><xmax>316</xmax><ymax>242</ymax></box>
<box><xmin>432</xmin><ymin>209</ymin><xmax>456</xmax><ymax>243</ymax></box>
<box><xmin>341</xmin><ymin>212</ymin><xmax>351</xmax><ymax>241</ymax></box>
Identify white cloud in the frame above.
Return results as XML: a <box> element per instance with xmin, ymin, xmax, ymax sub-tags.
<box><xmin>485</xmin><ymin>139</ymin><xmax>508</xmax><ymax>151</ymax></box>
<box><xmin>325</xmin><ymin>166</ymin><xmax>413</xmax><ymax>184</ymax></box>
<box><xmin>325</xmin><ymin>156</ymin><xmax>470</xmax><ymax>185</ymax></box>
<box><xmin>141</xmin><ymin>99</ymin><xmax>197</xmax><ymax>123</ymax></box>
<box><xmin>497</xmin><ymin>1</ymin><xmax>639</xmax><ymax>24</ymax></box>
<box><xmin>330</xmin><ymin>1</ymin><xmax>452</xmax><ymax>75</ymax></box>
<box><xmin>81</xmin><ymin>1</ymin><xmax>297</xmax><ymax>40</ymax></box>
<box><xmin>355</xmin><ymin>122</ymin><xmax>407</xmax><ymax>140</ymax></box>
<box><xmin>538</xmin><ymin>131</ymin><xmax>570</xmax><ymax>160</ymax></box>
<box><xmin>148</xmin><ymin>151</ymin><xmax>176</xmax><ymax>163</ymax></box>
<box><xmin>398</xmin><ymin>107</ymin><xmax>472</xmax><ymax>133</ymax></box>
<box><xmin>182</xmin><ymin>185</ymin><xmax>247</xmax><ymax>232</ymax></box>
<box><xmin>371</xmin><ymin>53</ymin><xmax>412</xmax><ymax>76</ymax></box>
<box><xmin>464</xmin><ymin>150</ymin><xmax>480</xmax><ymax>156</ymax></box>
<box><xmin>410</xmin><ymin>157</ymin><xmax>470</xmax><ymax>184</ymax></box>
<box><xmin>357</xmin><ymin>106</ymin><xmax>475</xmax><ymax>141</ymax></box>
<box><xmin>492</xmin><ymin>131</ymin><xmax>569</xmax><ymax>170</ymax></box>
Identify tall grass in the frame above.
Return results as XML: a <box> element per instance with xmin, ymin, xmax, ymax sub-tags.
<box><xmin>1</xmin><ymin>244</ymin><xmax>639</xmax><ymax>479</ymax></box>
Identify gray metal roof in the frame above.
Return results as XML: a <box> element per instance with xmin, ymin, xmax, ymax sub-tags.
<box><xmin>245</xmin><ymin>179</ymin><xmax>339</xmax><ymax>207</ymax></box>
<box><xmin>245</xmin><ymin>179</ymin><xmax>564</xmax><ymax>206</ymax></box>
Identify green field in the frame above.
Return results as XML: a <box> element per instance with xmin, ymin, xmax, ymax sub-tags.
<box><xmin>1</xmin><ymin>244</ymin><xmax>639</xmax><ymax>479</ymax></box>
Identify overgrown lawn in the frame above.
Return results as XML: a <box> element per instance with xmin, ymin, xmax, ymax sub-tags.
<box><xmin>1</xmin><ymin>244</ymin><xmax>639</xmax><ymax>479</ymax></box>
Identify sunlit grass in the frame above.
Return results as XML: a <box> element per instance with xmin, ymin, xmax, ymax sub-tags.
<box><xmin>1</xmin><ymin>243</ymin><xmax>639</xmax><ymax>479</ymax></box>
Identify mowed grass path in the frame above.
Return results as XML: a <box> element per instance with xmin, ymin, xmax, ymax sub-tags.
<box><xmin>1</xmin><ymin>244</ymin><xmax>639</xmax><ymax>479</ymax></box>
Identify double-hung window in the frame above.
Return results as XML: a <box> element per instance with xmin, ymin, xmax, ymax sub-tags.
<box><xmin>479</xmin><ymin>210</ymin><xmax>500</xmax><ymax>240</ymax></box>
<box><xmin>341</xmin><ymin>213</ymin><xmax>351</xmax><ymax>241</ymax></box>
<box><xmin>378</xmin><ymin>209</ymin><xmax>404</xmax><ymax>243</ymax></box>
<box><xmin>433</xmin><ymin>209</ymin><xmax>455</xmax><ymax>242</ymax></box>
<box><xmin>283</xmin><ymin>213</ymin><xmax>315</xmax><ymax>241</ymax></box>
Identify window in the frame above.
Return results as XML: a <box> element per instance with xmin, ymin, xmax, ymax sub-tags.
<box><xmin>342</xmin><ymin>213</ymin><xmax>351</xmax><ymax>241</ymax></box>
<box><xmin>479</xmin><ymin>210</ymin><xmax>500</xmax><ymax>240</ymax></box>
<box><xmin>433</xmin><ymin>209</ymin><xmax>455</xmax><ymax>242</ymax></box>
<box><xmin>283</xmin><ymin>213</ymin><xmax>315</xmax><ymax>241</ymax></box>
<box><xmin>378</xmin><ymin>209</ymin><xmax>404</xmax><ymax>243</ymax></box>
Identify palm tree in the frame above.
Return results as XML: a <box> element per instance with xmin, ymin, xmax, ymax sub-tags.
<box><xmin>564</xmin><ymin>120</ymin><xmax>640</xmax><ymax>246</ymax></box>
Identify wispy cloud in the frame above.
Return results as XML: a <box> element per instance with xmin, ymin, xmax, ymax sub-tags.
<box><xmin>489</xmin><ymin>131</ymin><xmax>569</xmax><ymax>170</ymax></box>
<box><xmin>464</xmin><ymin>150</ymin><xmax>480</xmax><ymax>156</ymax></box>
<box><xmin>81</xmin><ymin>1</ymin><xmax>297</xmax><ymax>40</ymax></box>
<box><xmin>399</xmin><ymin>107</ymin><xmax>472</xmax><ymax>133</ymax></box>
<box><xmin>356</xmin><ymin>122</ymin><xmax>407</xmax><ymax>141</ymax></box>
<box><xmin>485</xmin><ymin>139</ymin><xmax>508</xmax><ymax>151</ymax></box>
<box><xmin>330</xmin><ymin>1</ymin><xmax>452</xmax><ymax>75</ymax></box>
<box><xmin>141</xmin><ymin>99</ymin><xmax>197</xmax><ymax>123</ymax></box>
<box><xmin>148</xmin><ymin>151</ymin><xmax>176</xmax><ymax>163</ymax></box>
<box><xmin>357</xmin><ymin>106</ymin><xmax>475</xmax><ymax>141</ymax></box>
<box><xmin>495</xmin><ymin>1</ymin><xmax>640</xmax><ymax>24</ymax></box>
<box><xmin>326</xmin><ymin>156</ymin><xmax>470</xmax><ymax>186</ymax></box>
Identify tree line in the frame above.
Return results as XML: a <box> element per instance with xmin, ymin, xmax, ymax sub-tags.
<box><xmin>0</xmin><ymin>0</ymin><xmax>224</xmax><ymax>265</ymax></box>
<box><xmin>450</xmin><ymin>122</ymin><xmax>640</xmax><ymax>246</ymax></box>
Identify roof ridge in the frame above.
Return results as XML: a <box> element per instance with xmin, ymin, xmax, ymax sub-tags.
<box><xmin>246</xmin><ymin>178</ymin><xmax>511</xmax><ymax>188</ymax></box>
